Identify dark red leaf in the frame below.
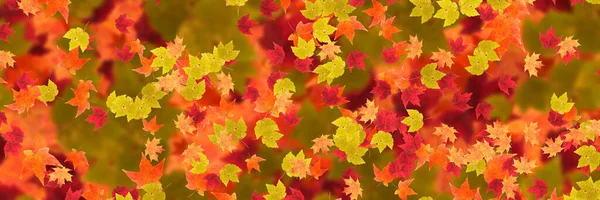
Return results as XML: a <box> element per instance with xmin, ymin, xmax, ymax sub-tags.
<box><xmin>400</xmin><ymin>132</ymin><xmax>422</xmax><ymax>154</ymax></box>
<box><xmin>284</xmin><ymin>188</ymin><xmax>304</xmax><ymax>200</ymax></box>
<box><xmin>477</xmin><ymin>6</ymin><xmax>497</xmax><ymax>22</ymax></box>
<box><xmin>85</xmin><ymin>107</ymin><xmax>108</xmax><ymax>131</ymax></box>
<box><xmin>445</xmin><ymin>162</ymin><xmax>460</xmax><ymax>176</ymax></box>
<box><xmin>5</xmin><ymin>0</ymin><xmax>18</xmax><ymax>10</ymax></box>
<box><xmin>561</xmin><ymin>51</ymin><xmax>579</xmax><ymax>64</ymax></box>
<box><xmin>438</xmin><ymin>73</ymin><xmax>458</xmax><ymax>91</ymax></box>
<box><xmin>548</xmin><ymin>111</ymin><xmax>566</xmax><ymax>127</ymax></box>
<box><xmin>539</xmin><ymin>27</ymin><xmax>562</xmax><ymax>49</ymax></box>
<box><xmin>243</xmin><ymin>86</ymin><xmax>260</xmax><ymax>103</ymax></box>
<box><xmin>333</xmin><ymin>149</ymin><xmax>347</xmax><ymax>162</ymax></box>
<box><xmin>347</xmin><ymin>50</ymin><xmax>368</xmax><ymax>72</ymax></box>
<box><xmin>260</xmin><ymin>0</ymin><xmax>280</xmax><ymax>18</ymax></box>
<box><xmin>115</xmin><ymin>14</ymin><xmax>135</xmax><ymax>34</ymax></box>
<box><xmin>498</xmin><ymin>75</ymin><xmax>516</xmax><ymax>95</ymax></box>
<box><xmin>389</xmin><ymin>151</ymin><xmax>416</xmax><ymax>179</ymax></box>
<box><xmin>65</xmin><ymin>187</ymin><xmax>83</xmax><ymax>200</ymax></box>
<box><xmin>112</xmin><ymin>186</ymin><xmax>139</xmax><ymax>200</ymax></box>
<box><xmin>267</xmin><ymin>72</ymin><xmax>287</xmax><ymax>90</ymax></box>
<box><xmin>116</xmin><ymin>45</ymin><xmax>135</xmax><ymax>62</ymax></box>
<box><xmin>488</xmin><ymin>179</ymin><xmax>503</xmax><ymax>196</ymax></box>
<box><xmin>401</xmin><ymin>86</ymin><xmax>423</xmax><ymax>107</ymax></box>
<box><xmin>342</xmin><ymin>166</ymin><xmax>361</xmax><ymax>180</ymax></box>
<box><xmin>0</xmin><ymin>112</ymin><xmax>6</xmax><ymax>126</ymax></box>
<box><xmin>266</xmin><ymin>43</ymin><xmax>285</xmax><ymax>65</ymax></box>
<box><xmin>382</xmin><ymin>47</ymin><xmax>398</xmax><ymax>64</ymax></box>
<box><xmin>0</xmin><ymin>23</ymin><xmax>15</xmax><ymax>41</ymax></box>
<box><xmin>16</xmin><ymin>72</ymin><xmax>36</xmax><ymax>91</ymax></box>
<box><xmin>449</xmin><ymin>37</ymin><xmax>467</xmax><ymax>55</ymax></box>
<box><xmin>252</xmin><ymin>191</ymin><xmax>267</xmax><ymax>200</ymax></box>
<box><xmin>322</xmin><ymin>85</ymin><xmax>346</xmax><ymax>107</ymax></box>
<box><xmin>294</xmin><ymin>58</ymin><xmax>313</xmax><ymax>73</ymax></box>
<box><xmin>2</xmin><ymin>125</ymin><xmax>24</xmax><ymax>156</ymax></box>
<box><xmin>237</xmin><ymin>14</ymin><xmax>257</xmax><ymax>35</ymax></box>
<box><xmin>185</xmin><ymin>104</ymin><xmax>206</xmax><ymax>124</ymax></box>
<box><xmin>371</xmin><ymin>80</ymin><xmax>391</xmax><ymax>99</ymax></box>
<box><xmin>528</xmin><ymin>178</ymin><xmax>548</xmax><ymax>199</ymax></box>
<box><xmin>281</xmin><ymin>109</ymin><xmax>301</xmax><ymax>127</ymax></box>
<box><xmin>475</xmin><ymin>102</ymin><xmax>493</xmax><ymax>120</ymax></box>
<box><xmin>451</xmin><ymin>92</ymin><xmax>472</xmax><ymax>111</ymax></box>
<box><xmin>204</xmin><ymin>173</ymin><xmax>222</xmax><ymax>190</ymax></box>
<box><xmin>374</xmin><ymin>110</ymin><xmax>399</xmax><ymax>133</ymax></box>
<box><xmin>348</xmin><ymin>0</ymin><xmax>366</xmax><ymax>7</ymax></box>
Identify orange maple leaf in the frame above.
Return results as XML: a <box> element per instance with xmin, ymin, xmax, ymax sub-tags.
<box><xmin>133</xmin><ymin>55</ymin><xmax>158</xmax><ymax>77</ymax></box>
<box><xmin>310</xmin><ymin>157</ymin><xmax>328</xmax><ymax>180</ymax></box>
<box><xmin>57</xmin><ymin>47</ymin><xmax>90</xmax><ymax>75</ymax></box>
<box><xmin>127</xmin><ymin>39</ymin><xmax>146</xmax><ymax>55</ymax></box>
<box><xmin>185</xmin><ymin>171</ymin><xmax>207</xmax><ymax>196</ymax></box>
<box><xmin>66</xmin><ymin>80</ymin><xmax>97</xmax><ymax>117</ymax></box>
<box><xmin>379</xmin><ymin>17</ymin><xmax>400</xmax><ymax>41</ymax></box>
<box><xmin>280</xmin><ymin>0</ymin><xmax>291</xmax><ymax>13</ymax></box>
<box><xmin>6</xmin><ymin>86</ymin><xmax>41</xmax><ymax>114</ymax></box>
<box><xmin>395</xmin><ymin>179</ymin><xmax>416</xmax><ymax>200</ymax></box>
<box><xmin>142</xmin><ymin>116</ymin><xmax>164</xmax><ymax>135</ymax></box>
<box><xmin>21</xmin><ymin>147</ymin><xmax>62</xmax><ymax>185</ymax></box>
<box><xmin>245</xmin><ymin>154</ymin><xmax>265</xmax><ymax>172</ymax></box>
<box><xmin>450</xmin><ymin>178</ymin><xmax>478</xmax><ymax>200</ymax></box>
<box><xmin>373</xmin><ymin>164</ymin><xmax>394</xmax><ymax>187</ymax></box>
<box><xmin>211</xmin><ymin>192</ymin><xmax>237</xmax><ymax>200</ymax></box>
<box><xmin>428</xmin><ymin>144</ymin><xmax>449</xmax><ymax>169</ymax></box>
<box><xmin>65</xmin><ymin>148</ymin><xmax>89</xmax><ymax>173</ymax></box>
<box><xmin>81</xmin><ymin>183</ymin><xmax>105</xmax><ymax>200</ymax></box>
<box><xmin>334</xmin><ymin>16</ymin><xmax>367</xmax><ymax>44</ymax></box>
<box><xmin>43</xmin><ymin>0</ymin><xmax>70</xmax><ymax>22</ymax></box>
<box><xmin>123</xmin><ymin>153</ymin><xmax>165</xmax><ymax>186</ymax></box>
<box><xmin>311</xmin><ymin>135</ymin><xmax>334</xmax><ymax>154</ymax></box>
<box><xmin>363</xmin><ymin>0</ymin><xmax>387</xmax><ymax>28</ymax></box>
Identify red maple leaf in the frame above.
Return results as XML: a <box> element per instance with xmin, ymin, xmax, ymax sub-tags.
<box><xmin>548</xmin><ymin>111</ymin><xmax>566</xmax><ymax>127</ymax></box>
<box><xmin>267</xmin><ymin>71</ymin><xmax>287</xmax><ymax>90</ymax></box>
<box><xmin>283</xmin><ymin>188</ymin><xmax>304</xmax><ymax>200</ymax></box>
<box><xmin>115</xmin><ymin>14</ymin><xmax>135</xmax><ymax>34</ymax></box>
<box><xmin>498</xmin><ymin>75</ymin><xmax>516</xmax><ymax>95</ymax></box>
<box><xmin>349</xmin><ymin>0</ymin><xmax>366</xmax><ymax>6</ymax></box>
<box><xmin>528</xmin><ymin>178</ymin><xmax>548</xmax><ymax>200</ymax></box>
<box><xmin>5</xmin><ymin>0</ymin><xmax>18</xmax><ymax>10</ymax></box>
<box><xmin>322</xmin><ymin>85</ymin><xmax>348</xmax><ymax>107</ymax></box>
<box><xmin>382</xmin><ymin>47</ymin><xmax>398</xmax><ymax>64</ymax></box>
<box><xmin>452</xmin><ymin>92</ymin><xmax>472</xmax><ymax>111</ymax></box>
<box><xmin>266</xmin><ymin>43</ymin><xmax>285</xmax><ymax>65</ymax></box>
<box><xmin>243</xmin><ymin>85</ymin><xmax>260</xmax><ymax>103</ymax></box>
<box><xmin>400</xmin><ymin>132</ymin><xmax>422</xmax><ymax>153</ymax></box>
<box><xmin>0</xmin><ymin>23</ymin><xmax>15</xmax><ymax>41</ymax></box>
<box><xmin>347</xmin><ymin>50</ymin><xmax>368</xmax><ymax>72</ymax></box>
<box><xmin>112</xmin><ymin>186</ymin><xmax>139</xmax><ymax>200</ymax></box>
<box><xmin>123</xmin><ymin>154</ymin><xmax>164</xmax><ymax>186</ymax></box>
<box><xmin>371</xmin><ymin>80</ymin><xmax>391</xmax><ymax>99</ymax></box>
<box><xmin>475</xmin><ymin>102</ymin><xmax>493</xmax><ymax>120</ymax></box>
<box><xmin>2</xmin><ymin>125</ymin><xmax>24</xmax><ymax>156</ymax></box>
<box><xmin>116</xmin><ymin>45</ymin><xmax>135</xmax><ymax>62</ymax></box>
<box><xmin>204</xmin><ymin>173</ymin><xmax>221</xmax><ymax>190</ymax></box>
<box><xmin>185</xmin><ymin>104</ymin><xmax>206</xmax><ymax>124</ymax></box>
<box><xmin>260</xmin><ymin>0</ymin><xmax>280</xmax><ymax>18</ymax></box>
<box><xmin>401</xmin><ymin>86</ymin><xmax>423</xmax><ymax>107</ymax></box>
<box><xmin>446</xmin><ymin>162</ymin><xmax>461</xmax><ymax>176</ymax></box>
<box><xmin>374</xmin><ymin>110</ymin><xmax>399</xmax><ymax>132</ymax></box>
<box><xmin>477</xmin><ymin>6</ymin><xmax>497</xmax><ymax>21</ymax></box>
<box><xmin>294</xmin><ymin>58</ymin><xmax>313</xmax><ymax>73</ymax></box>
<box><xmin>237</xmin><ymin>14</ymin><xmax>257</xmax><ymax>35</ymax></box>
<box><xmin>281</xmin><ymin>109</ymin><xmax>301</xmax><ymax>127</ymax></box>
<box><xmin>333</xmin><ymin>149</ymin><xmax>347</xmax><ymax>162</ymax></box>
<box><xmin>438</xmin><ymin>73</ymin><xmax>458</xmax><ymax>91</ymax></box>
<box><xmin>342</xmin><ymin>167</ymin><xmax>361</xmax><ymax>180</ymax></box>
<box><xmin>539</xmin><ymin>27</ymin><xmax>562</xmax><ymax>49</ymax></box>
<box><xmin>487</xmin><ymin>179</ymin><xmax>503</xmax><ymax>196</ymax></box>
<box><xmin>65</xmin><ymin>187</ymin><xmax>83</xmax><ymax>200</ymax></box>
<box><xmin>85</xmin><ymin>107</ymin><xmax>108</xmax><ymax>131</ymax></box>
<box><xmin>16</xmin><ymin>72</ymin><xmax>36</xmax><ymax>91</ymax></box>
<box><xmin>252</xmin><ymin>191</ymin><xmax>266</xmax><ymax>200</ymax></box>
<box><xmin>449</xmin><ymin>37</ymin><xmax>467</xmax><ymax>55</ymax></box>
<box><xmin>0</xmin><ymin>112</ymin><xmax>6</xmax><ymax>126</ymax></box>
<box><xmin>389</xmin><ymin>151</ymin><xmax>416</xmax><ymax>179</ymax></box>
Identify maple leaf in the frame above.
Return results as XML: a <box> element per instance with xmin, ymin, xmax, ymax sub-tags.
<box><xmin>523</xmin><ymin>122</ymin><xmax>540</xmax><ymax>146</ymax></box>
<box><xmin>373</xmin><ymin>164</ymin><xmax>394</xmax><ymax>186</ymax></box>
<box><xmin>57</xmin><ymin>47</ymin><xmax>90</xmax><ymax>74</ymax></box>
<box><xmin>294</xmin><ymin>58</ymin><xmax>313</xmax><ymax>73</ymax></box>
<box><xmin>349</xmin><ymin>0</ymin><xmax>367</xmax><ymax>6</ymax></box>
<box><xmin>358</xmin><ymin>99</ymin><xmax>378</xmax><ymax>123</ymax></box>
<box><xmin>237</xmin><ymin>14</ymin><xmax>257</xmax><ymax>35</ymax></box>
<box><xmin>190</xmin><ymin>152</ymin><xmax>209</xmax><ymax>174</ymax></box>
<box><xmin>281</xmin><ymin>109</ymin><xmax>301</xmax><ymax>126</ymax></box>
<box><xmin>433</xmin><ymin>123</ymin><xmax>457</xmax><ymax>143</ymax></box>
<box><xmin>409</xmin><ymin>0</ymin><xmax>435</xmax><ymax>23</ymax></box>
<box><xmin>116</xmin><ymin>45</ymin><xmax>135</xmax><ymax>62</ymax></box>
<box><xmin>378</xmin><ymin>16</ymin><xmax>400</xmax><ymax>41</ymax></box>
<box><xmin>66</xmin><ymin>149</ymin><xmax>89</xmax><ymax>173</ymax></box>
<box><xmin>245</xmin><ymin>154</ymin><xmax>265</xmax><ymax>172</ymax></box>
<box><xmin>373</xmin><ymin>110</ymin><xmax>399</xmax><ymax>133</ymax></box>
<box><xmin>123</xmin><ymin>153</ymin><xmax>164</xmax><ymax>186</ymax></box>
<box><xmin>226</xmin><ymin>0</ymin><xmax>248</xmax><ymax>6</ymax></box>
<box><xmin>0</xmin><ymin>112</ymin><xmax>6</xmax><ymax>126</ymax></box>
<box><xmin>266</xmin><ymin>43</ymin><xmax>285</xmax><ymax>65</ymax></box>
<box><xmin>458</xmin><ymin>0</ymin><xmax>481</xmax><ymax>16</ymax></box>
<box><xmin>402</xmin><ymin>109</ymin><xmax>423</xmax><ymax>132</ymax></box>
<box><xmin>450</xmin><ymin>179</ymin><xmax>477</xmax><ymax>200</ymax></box>
<box><xmin>0</xmin><ymin>23</ymin><xmax>15</xmax><ymax>41</ymax></box>
<box><xmin>528</xmin><ymin>178</ymin><xmax>548</xmax><ymax>200</ymax></box>
<box><xmin>335</xmin><ymin>16</ymin><xmax>367</xmax><ymax>44</ymax></box>
<box><xmin>524</xmin><ymin>53</ymin><xmax>543</xmax><ymax>77</ymax></box>
<box><xmin>318</xmin><ymin>41</ymin><xmax>342</xmax><ymax>61</ymax></box>
<box><xmin>265</xmin><ymin>180</ymin><xmax>286</xmax><ymax>200</ymax></box>
<box><xmin>18</xmin><ymin>0</ymin><xmax>41</xmax><ymax>16</ymax></box>
<box><xmin>363</xmin><ymin>0</ymin><xmax>388</xmax><ymax>27</ymax></box>
<box><xmin>371</xmin><ymin>131</ymin><xmax>393</xmax><ymax>152</ymax></box>
<box><xmin>21</xmin><ymin>148</ymin><xmax>62</xmax><ymax>185</ymax></box>
<box><xmin>498</xmin><ymin>75</ymin><xmax>516</xmax><ymax>95</ymax></box>
<box><xmin>220</xmin><ymin>164</ymin><xmax>241</xmax><ymax>185</ymax></box>
<box><xmin>133</xmin><ymin>55</ymin><xmax>158</xmax><ymax>77</ymax></box>
<box><xmin>309</xmin><ymin>158</ymin><xmax>328</xmax><ymax>180</ymax></box>
<box><xmin>401</xmin><ymin>86</ymin><xmax>423</xmax><ymax>107</ymax></box>
<box><xmin>255</xmin><ymin>118</ymin><xmax>283</xmax><ymax>148</ymax></box>
<box><xmin>282</xmin><ymin>150</ymin><xmax>311</xmax><ymax>179</ymax></box>
<box><xmin>382</xmin><ymin>47</ymin><xmax>398</xmax><ymax>64</ymax></box>
<box><xmin>406</xmin><ymin>35</ymin><xmax>423</xmax><ymax>59</ymax></box>
<box><xmin>0</xmin><ymin>50</ymin><xmax>15</xmax><ymax>69</ymax></box>
<box><xmin>66</xmin><ymin>187</ymin><xmax>83</xmax><ymax>200</ymax></box>
<box><xmin>475</xmin><ymin>102</ymin><xmax>493</xmax><ymax>120</ymax></box>
<box><xmin>477</xmin><ymin>6</ymin><xmax>497</xmax><ymax>21</ymax></box>
<box><xmin>322</xmin><ymin>85</ymin><xmax>348</xmax><ymax>107</ymax></box>
<box><xmin>314</xmin><ymin>56</ymin><xmax>345</xmax><ymax>84</ymax></box>
<box><xmin>452</xmin><ymin>92</ymin><xmax>472</xmax><ymax>111</ymax></box>
<box><xmin>115</xmin><ymin>14</ymin><xmax>134</xmax><ymax>34</ymax></box>
<box><xmin>542</xmin><ymin>137</ymin><xmax>563</xmax><ymax>157</ymax></box>
<box><xmin>434</xmin><ymin>0</ymin><xmax>459</xmax><ymax>26</ymax></box>
<box><xmin>539</xmin><ymin>27</ymin><xmax>561</xmax><ymax>49</ymax></box>
<box><xmin>37</xmin><ymin>80</ymin><xmax>58</xmax><ymax>104</ymax></box>
<box><xmin>371</xmin><ymin>80</ymin><xmax>392</xmax><ymax>99</ymax></box>
<box><xmin>5</xmin><ymin>86</ymin><xmax>41</xmax><ymax>114</ymax></box>
<box><xmin>82</xmin><ymin>183</ymin><xmax>105</xmax><ymax>200</ymax></box>
<box><xmin>513</xmin><ymin>157</ymin><xmax>537</xmax><ymax>175</ymax></box>
<box><xmin>311</xmin><ymin>135</ymin><xmax>334</xmax><ymax>154</ymax></box>
<box><xmin>556</xmin><ymin>36</ymin><xmax>580</xmax><ymax>63</ymax></box>
<box><xmin>260</xmin><ymin>0</ymin><xmax>280</xmax><ymax>18</ymax></box>
<box><xmin>438</xmin><ymin>73</ymin><xmax>458</xmax><ymax>91</ymax></box>
<box><xmin>142</xmin><ymin>116</ymin><xmax>163</xmax><ymax>135</ymax></box>
<box><xmin>2</xmin><ymin>125</ymin><xmax>24</xmax><ymax>156</ymax></box>
<box><xmin>449</xmin><ymin>37</ymin><xmax>467</xmax><ymax>54</ymax></box>
<box><xmin>313</xmin><ymin>17</ymin><xmax>336</xmax><ymax>43</ymax></box>
<box><xmin>420</xmin><ymin>63</ymin><xmax>445</xmax><ymax>89</ymax></box>
<box><xmin>291</xmin><ymin>38</ymin><xmax>315</xmax><ymax>59</ymax></box>
<box><xmin>502</xmin><ymin>176</ymin><xmax>519</xmax><ymax>199</ymax></box>
<box><xmin>49</xmin><ymin>166</ymin><xmax>72</xmax><ymax>186</ymax></box>
<box><xmin>346</xmin><ymin>50</ymin><xmax>368</xmax><ymax>72</ymax></box>
<box><xmin>144</xmin><ymin>138</ymin><xmax>164</xmax><ymax>162</ymax></box>
<box><xmin>64</xmin><ymin>27</ymin><xmax>90</xmax><ymax>52</ymax></box>
<box><xmin>344</xmin><ymin>178</ymin><xmax>362</xmax><ymax>200</ymax></box>
<box><xmin>431</xmin><ymin>49</ymin><xmax>454</xmax><ymax>68</ymax></box>
<box><xmin>395</xmin><ymin>179</ymin><xmax>417</xmax><ymax>200</ymax></box>
<box><xmin>575</xmin><ymin>145</ymin><xmax>600</xmax><ymax>171</ymax></box>
<box><xmin>85</xmin><ymin>107</ymin><xmax>108</xmax><ymax>131</ymax></box>
<box><xmin>66</xmin><ymin>80</ymin><xmax>97</xmax><ymax>117</ymax></box>
<box><xmin>550</xmin><ymin>93</ymin><xmax>574</xmax><ymax>114</ymax></box>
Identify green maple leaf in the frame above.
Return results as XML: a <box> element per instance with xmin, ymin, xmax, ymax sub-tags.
<box><xmin>219</xmin><ymin>164</ymin><xmax>241</xmax><ymax>185</ymax></box>
<box><xmin>550</xmin><ymin>93</ymin><xmax>574</xmax><ymax>114</ymax></box>
<box><xmin>313</xmin><ymin>18</ymin><xmax>337</xmax><ymax>43</ymax></box>
<box><xmin>63</xmin><ymin>27</ymin><xmax>89</xmax><ymax>52</ymax></box>
<box><xmin>345</xmin><ymin>146</ymin><xmax>368</xmax><ymax>165</ymax></box>
<box><xmin>38</xmin><ymin>80</ymin><xmax>58</xmax><ymax>104</ymax></box>
<box><xmin>213</xmin><ymin>41</ymin><xmax>239</xmax><ymax>62</ymax></box>
<box><xmin>586</xmin><ymin>0</ymin><xmax>600</xmax><ymax>4</ymax></box>
<box><xmin>458</xmin><ymin>0</ymin><xmax>481</xmax><ymax>16</ymax></box>
<box><xmin>473</xmin><ymin>40</ymin><xmax>500</xmax><ymax>61</ymax></box>
<box><xmin>567</xmin><ymin>177</ymin><xmax>600</xmax><ymax>200</ymax></box>
<box><xmin>487</xmin><ymin>0</ymin><xmax>510</xmax><ymax>11</ymax></box>
<box><xmin>190</xmin><ymin>152</ymin><xmax>209</xmax><ymax>174</ymax></box>
<box><xmin>180</xmin><ymin>79</ymin><xmax>206</xmax><ymax>101</ymax></box>
<box><xmin>332</xmin><ymin>117</ymin><xmax>367</xmax><ymax>165</ymax></box>
<box><xmin>313</xmin><ymin>55</ymin><xmax>345</xmax><ymax>84</ymax></box>
<box><xmin>465</xmin><ymin>55</ymin><xmax>489</xmax><ymax>76</ymax></box>
<box><xmin>409</xmin><ymin>0</ymin><xmax>435</xmax><ymax>23</ymax></box>
<box><xmin>301</xmin><ymin>0</ymin><xmax>323</xmax><ymax>20</ymax></box>
<box><xmin>126</xmin><ymin>97</ymin><xmax>151</xmax><ymax>121</ymax></box>
<box><xmin>371</xmin><ymin>131</ymin><xmax>393</xmax><ymax>152</ymax></box>
<box><xmin>226</xmin><ymin>117</ymin><xmax>247</xmax><ymax>140</ymax></box>
<box><xmin>264</xmin><ymin>180</ymin><xmax>286</xmax><ymax>200</ymax></box>
<box><xmin>199</xmin><ymin>52</ymin><xmax>226</xmax><ymax>74</ymax></box>
<box><xmin>116</xmin><ymin>193</ymin><xmax>134</xmax><ymax>200</ymax></box>
<box><xmin>420</xmin><ymin>63</ymin><xmax>445</xmax><ymax>89</ymax></box>
<box><xmin>184</xmin><ymin>55</ymin><xmax>210</xmax><ymax>80</ymax></box>
<box><xmin>226</xmin><ymin>0</ymin><xmax>248</xmax><ymax>6</ymax></box>
<box><xmin>106</xmin><ymin>92</ymin><xmax>133</xmax><ymax>118</ymax></box>
<box><xmin>255</xmin><ymin>118</ymin><xmax>283</xmax><ymax>148</ymax></box>
<box><xmin>141</xmin><ymin>83</ymin><xmax>166</xmax><ymax>109</ymax></box>
<box><xmin>150</xmin><ymin>47</ymin><xmax>177</xmax><ymax>74</ymax></box>
<box><xmin>141</xmin><ymin>182</ymin><xmax>165</xmax><ymax>200</ymax></box>
<box><xmin>466</xmin><ymin>159</ymin><xmax>486</xmax><ymax>175</ymax></box>
<box><xmin>575</xmin><ymin>145</ymin><xmax>600</xmax><ymax>171</ymax></box>
<box><xmin>281</xmin><ymin>150</ymin><xmax>311</xmax><ymax>178</ymax></box>
<box><xmin>402</xmin><ymin>109</ymin><xmax>423</xmax><ymax>132</ymax></box>
<box><xmin>331</xmin><ymin>0</ymin><xmax>356</xmax><ymax>21</ymax></box>
<box><xmin>273</xmin><ymin>78</ymin><xmax>296</xmax><ymax>98</ymax></box>
<box><xmin>434</xmin><ymin>0</ymin><xmax>460</xmax><ymax>27</ymax></box>
<box><xmin>292</xmin><ymin>38</ymin><xmax>316</xmax><ymax>59</ymax></box>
